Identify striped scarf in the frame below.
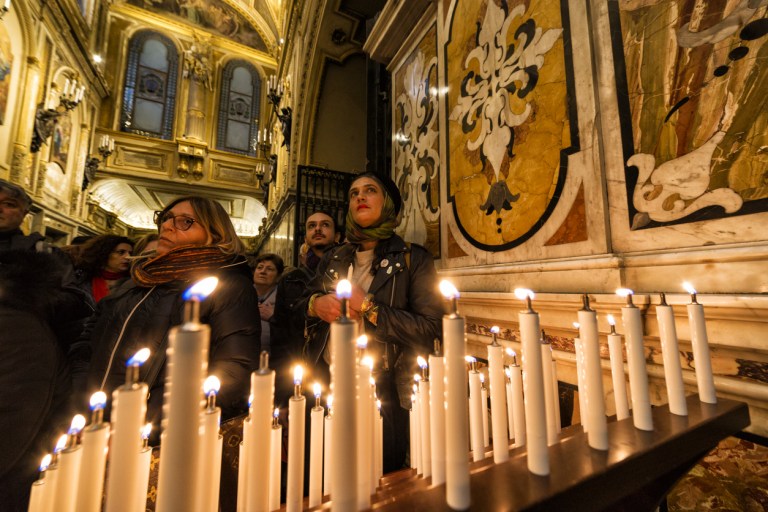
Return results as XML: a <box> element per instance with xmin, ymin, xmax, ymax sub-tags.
<box><xmin>131</xmin><ymin>245</ymin><xmax>240</xmax><ymax>286</ymax></box>
<box><xmin>345</xmin><ymin>193</ymin><xmax>398</xmax><ymax>244</ymax></box>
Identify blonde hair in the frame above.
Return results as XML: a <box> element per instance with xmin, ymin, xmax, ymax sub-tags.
<box><xmin>159</xmin><ymin>196</ymin><xmax>245</xmax><ymax>255</ymax></box>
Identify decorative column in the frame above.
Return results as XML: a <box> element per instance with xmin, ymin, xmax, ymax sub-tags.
<box><xmin>11</xmin><ymin>56</ymin><xmax>43</xmax><ymax>187</ymax></box>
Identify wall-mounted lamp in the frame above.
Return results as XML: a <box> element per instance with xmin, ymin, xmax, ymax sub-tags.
<box><xmin>81</xmin><ymin>135</ymin><xmax>114</xmax><ymax>190</ymax></box>
<box><xmin>31</xmin><ymin>78</ymin><xmax>86</xmax><ymax>153</ymax></box>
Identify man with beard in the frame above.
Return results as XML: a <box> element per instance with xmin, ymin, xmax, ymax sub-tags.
<box><xmin>270</xmin><ymin>210</ymin><xmax>339</xmax><ymax>404</ymax></box>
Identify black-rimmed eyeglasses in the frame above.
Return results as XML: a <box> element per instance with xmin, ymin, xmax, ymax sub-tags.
<box><xmin>153</xmin><ymin>211</ymin><xmax>197</xmax><ymax>231</ymax></box>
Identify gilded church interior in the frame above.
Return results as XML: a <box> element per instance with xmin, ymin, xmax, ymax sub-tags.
<box><xmin>2</xmin><ymin>0</ymin><xmax>768</xmax><ymax>509</ymax></box>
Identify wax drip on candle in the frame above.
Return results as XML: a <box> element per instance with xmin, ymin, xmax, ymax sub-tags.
<box><xmin>514</xmin><ymin>288</ymin><xmax>536</xmax><ymax>312</ymax></box>
<box><xmin>433</xmin><ymin>338</ymin><xmax>442</xmax><ymax>356</ymax></box>
<box><xmin>273</xmin><ymin>407</ymin><xmax>280</xmax><ymax>427</ymax></box>
<box><xmin>204</xmin><ymin>375</ymin><xmax>221</xmax><ymax>411</ymax></box>
<box><xmin>682</xmin><ymin>282</ymin><xmax>698</xmax><ymax>304</ymax></box>
<box><xmin>505</xmin><ymin>348</ymin><xmax>518</xmax><ymax>366</ymax></box>
<box><xmin>465</xmin><ymin>355</ymin><xmax>478</xmax><ymax>373</ymax></box>
<box><xmin>490</xmin><ymin>325</ymin><xmax>500</xmax><ymax>347</ymax></box>
<box><xmin>125</xmin><ymin>347</ymin><xmax>150</xmax><ymax>384</ymax></box>
<box><xmin>313</xmin><ymin>382</ymin><xmax>322</xmax><ymax>408</ymax></box>
<box><xmin>607</xmin><ymin>314</ymin><xmax>617</xmax><ymax>335</ymax></box>
<box><xmin>141</xmin><ymin>423</ymin><xmax>152</xmax><ymax>449</ymax></box>
<box><xmin>293</xmin><ymin>365</ymin><xmax>304</xmax><ymax>397</ymax></box>
<box><xmin>89</xmin><ymin>391</ymin><xmax>107</xmax><ymax>424</ymax></box>
<box><xmin>417</xmin><ymin>356</ymin><xmax>429</xmax><ymax>381</ymax></box>
<box><xmin>337</xmin><ymin>279</ymin><xmax>352</xmax><ymax>318</ymax></box>
<box><xmin>182</xmin><ymin>276</ymin><xmax>219</xmax><ymax>322</ymax></box>
<box><xmin>439</xmin><ymin>280</ymin><xmax>460</xmax><ymax>315</ymax></box>
<box><xmin>616</xmin><ymin>288</ymin><xmax>635</xmax><ymax>307</ymax></box>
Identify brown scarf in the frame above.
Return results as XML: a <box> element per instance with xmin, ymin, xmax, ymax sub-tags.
<box><xmin>131</xmin><ymin>245</ymin><xmax>242</xmax><ymax>286</ymax></box>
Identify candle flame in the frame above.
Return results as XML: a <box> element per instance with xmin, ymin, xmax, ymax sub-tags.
<box><xmin>69</xmin><ymin>414</ymin><xmax>86</xmax><ymax>434</ymax></box>
<box><xmin>465</xmin><ymin>355</ymin><xmax>476</xmax><ymax>363</ymax></box>
<box><xmin>141</xmin><ymin>423</ymin><xmax>152</xmax><ymax>440</ymax></box>
<box><xmin>55</xmin><ymin>434</ymin><xmax>67</xmax><ymax>453</ymax></box>
<box><xmin>203</xmin><ymin>375</ymin><xmax>221</xmax><ymax>396</ymax></box>
<box><xmin>505</xmin><ymin>367</ymin><xmax>511</xmax><ymax>378</ymax></box>
<box><xmin>573</xmin><ymin>322</ymin><xmax>580</xmax><ymax>329</ymax></box>
<box><xmin>326</xmin><ymin>395</ymin><xmax>333</xmax><ymax>409</ymax></box>
<box><xmin>417</xmin><ymin>356</ymin><xmax>428</xmax><ymax>369</ymax></box>
<box><xmin>293</xmin><ymin>365</ymin><xmax>304</xmax><ymax>385</ymax></box>
<box><xmin>90</xmin><ymin>391</ymin><xmax>107</xmax><ymax>410</ymax></box>
<box><xmin>607</xmin><ymin>314</ymin><xmax>616</xmax><ymax>326</ymax></box>
<box><xmin>39</xmin><ymin>454</ymin><xmax>52</xmax><ymax>472</ymax></box>
<box><xmin>356</xmin><ymin>334</ymin><xmax>368</xmax><ymax>349</ymax></box>
<box><xmin>273</xmin><ymin>407</ymin><xmax>280</xmax><ymax>418</ymax></box>
<box><xmin>127</xmin><ymin>347</ymin><xmax>150</xmax><ymax>366</ymax></box>
<box><xmin>514</xmin><ymin>288</ymin><xmax>535</xmax><ymax>300</ymax></box>
<box><xmin>414</xmin><ymin>374</ymin><xmax>421</xmax><ymax>382</ymax></box>
<box><xmin>439</xmin><ymin>280</ymin><xmax>459</xmax><ymax>300</ymax></box>
<box><xmin>505</xmin><ymin>348</ymin><xmax>516</xmax><ymax>357</ymax></box>
<box><xmin>411</xmin><ymin>393</ymin><xmax>417</xmax><ymax>403</ymax></box>
<box><xmin>336</xmin><ymin>279</ymin><xmax>352</xmax><ymax>299</ymax></box>
<box><xmin>369</xmin><ymin>376</ymin><xmax>376</xmax><ymax>387</ymax></box>
<box><xmin>361</xmin><ymin>355</ymin><xmax>374</xmax><ymax>370</ymax></box>
<box><xmin>376</xmin><ymin>399</ymin><xmax>382</xmax><ymax>411</ymax></box>
<box><xmin>490</xmin><ymin>325</ymin><xmax>500</xmax><ymax>334</ymax></box>
<box><xmin>248</xmin><ymin>394</ymin><xmax>254</xmax><ymax>407</ymax></box>
<box><xmin>182</xmin><ymin>276</ymin><xmax>219</xmax><ymax>301</ymax></box>
<box><xmin>615</xmin><ymin>288</ymin><xmax>634</xmax><ymax>298</ymax></box>
<box><xmin>479</xmin><ymin>373</ymin><xmax>485</xmax><ymax>383</ymax></box>
<box><xmin>313</xmin><ymin>382</ymin><xmax>321</xmax><ymax>398</ymax></box>
<box><xmin>682</xmin><ymin>281</ymin><xmax>697</xmax><ymax>295</ymax></box>
<box><xmin>412</xmin><ymin>383</ymin><xmax>418</xmax><ymax>393</ymax></box>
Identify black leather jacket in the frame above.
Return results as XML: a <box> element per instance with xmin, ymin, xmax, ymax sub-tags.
<box><xmin>304</xmin><ymin>235</ymin><xmax>443</xmax><ymax>407</ymax></box>
<box><xmin>71</xmin><ymin>259</ymin><xmax>261</xmax><ymax>426</ymax></box>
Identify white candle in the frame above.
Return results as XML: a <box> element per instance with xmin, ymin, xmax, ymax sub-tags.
<box><xmin>75</xmin><ymin>390</ymin><xmax>109</xmax><ymax>512</ymax></box>
<box><xmin>515</xmin><ymin>288</ymin><xmax>549</xmax><ymax>476</ymax></box>
<box><xmin>683</xmin><ymin>283</ymin><xmax>717</xmax><ymax>404</ymax></box>
<box><xmin>550</xmin><ymin>348</ymin><xmax>561</xmax><ymax>433</ymax></box>
<box><xmin>53</xmin><ymin>415</ymin><xmax>86</xmax><ymax>512</ymax></box>
<box><xmin>655</xmin><ymin>295</ymin><xmax>688</xmax><ymax>415</ymax></box>
<box><xmin>539</xmin><ymin>334</ymin><xmax>558</xmax><ymax>446</ymax></box>
<box><xmin>606</xmin><ymin>315</ymin><xmax>630</xmax><ymax>420</ymax></box>
<box><xmin>237</xmin><ymin>417</ymin><xmax>249</xmax><ymax>512</ymax></box>
<box><xmin>375</xmin><ymin>399</ymin><xmax>383</xmax><ymax>483</ymax></box>
<box><xmin>269</xmin><ymin>409</ymin><xmax>282</xmax><ymax>512</ymax></box>
<box><xmin>330</xmin><ymin>279</ymin><xmax>358</xmax><ymax>511</ymax></box>
<box><xmin>487</xmin><ymin>328</ymin><xmax>509</xmax><ymax>462</ymax></box>
<box><xmin>309</xmin><ymin>383</ymin><xmax>324</xmax><ymax>508</ymax></box>
<box><xmin>245</xmin><ymin>353</ymin><xmax>275</xmax><ymax>512</ymax></box>
<box><xmin>286</xmin><ymin>365</ymin><xmax>306</xmax><ymax>512</ymax></box>
<box><xmin>28</xmin><ymin>455</ymin><xmax>52</xmax><ymax>512</ymax></box>
<box><xmin>617</xmin><ymin>288</ymin><xmax>654</xmax><ymax>431</ymax></box>
<box><xmin>355</xmin><ymin>349</ymin><xmax>372</xmax><ymax>509</ymax></box>
<box><xmin>428</xmin><ymin>347</ymin><xmax>446</xmax><ymax>485</ymax></box>
<box><xmin>416</xmin><ymin>357</ymin><xmax>432</xmax><ymax>478</ymax></box>
<box><xmin>105</xmin><ymin>349</ymin><xmax>150</xmax><ymax>512</ymax></box>
<box><xmin>42</xmin><ymin>437</ymin><xmax>66</xmax><ymax>512</ymax></box>
<box><xmin>578</xmin><ymin>297</ymin><xmax>608</xmax><ymax>450</ymax></box>
<box><xmin>197</xmin><ymin>376</ymin><xmax>222</xmax><ymax>512</ymax></box>
<box><xmin>157</xmin><ymin>278</ymin><xmax>219</xmax><ymax>512</ymax></box>
<box><xmin>440</xmin><ymin>280</ymin><xmax>470</xmax><ymax>510</ymax></box>
<box><xmin>411</xmin><ymin>386</ymin><xmax>422</xmax><ymax>473</ymax></box>
<box><xmin>573</xmin><ymin>328</ymin><xmax>588</xmax><ymax>432</ymax></box>
<box><xmin>134</xmin><ymin>424</ymin><xmax>153</xmax><ymax>512</ymax></box>
<box><xmin>466</xmin><ymin>357</ymin><xmax>485</xmax><ymax>462</ymax></box>
<box><xmin>322</xmin><ymin>397</ymin><xmax>332</xmax><ymax>498</ymax></box>
<box><xmin>369</xmin><ymin>379</ymin><xmax>378</xmax><ymax>494</ymax></box>
<box><xmin>479</xmin><ymin>373</ymin><xmax>489</xmax><ymax>448</ymax></box>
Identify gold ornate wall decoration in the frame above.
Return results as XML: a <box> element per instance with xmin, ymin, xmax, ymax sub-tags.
<box><xmin>445</xmin><ymin>0</ymin><xmax>575</xmax><ymax>252</ymax></box>
<box><xmin>544</xmin><ymin>183</ymin><xmax>587</xmax><ymax>246</ymax></box>
<box><xmin>0</xmin><ymin>22</ymin><xmax>11</xmax><ymax>126</ymax></box>
<box><xmin>613</xmin><ymin>1</ymin><xmax>768</xmax><ymax>230</ymax></box>
<box><xmin>393</xmin><ymin>23</ymin><xmax>441</xmax><ymax>257</ymax></box>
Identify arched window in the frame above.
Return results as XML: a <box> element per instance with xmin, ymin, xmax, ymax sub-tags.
<box><xmin>216</xmin><ymin>60</ymin><xmax>261</xmax><ymax>156</ymax></box>
<box><xmin>121</xmin><ymin>31</ymin><xmax>179</xmax><ymax>140</ymax></box>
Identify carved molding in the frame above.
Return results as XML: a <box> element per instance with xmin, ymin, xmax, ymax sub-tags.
<box><xmin>363</xmin><ymin>0</ymin><xmax>433</xmax><ymax>65</ymax></box>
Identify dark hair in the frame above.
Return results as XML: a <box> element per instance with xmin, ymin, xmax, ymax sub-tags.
<box><xmin>0</xmin><ymin>179</ymin><xmax>32</xmax><ymax>212</ymax></box>
<box><xmin>306</xmin><ymin>209</ymin><xmax>336</xmax><ymax>229</ymax></box>
<box><xmin>133</xmin><ymin>233</ymin><xmax>159</xmax><ymax>255</ymax></box>
<box><xmin>75</xmin><ymin>235</ymin><xmax>133</xmax><ymax>278</ymax></box>
<box><xmin>158</xmin><ymin>196</ymin><xmax>245</xmax><ymax>255</ymax></box>
<box><xmin>253</xmin><ymin>253</ymin><xmax>285</xmax><ymax>276</ymax></box>
<box><xmin>70</xmin><ymin>235</ymin><xmax>94</xmax><ymax>246</ymax></box>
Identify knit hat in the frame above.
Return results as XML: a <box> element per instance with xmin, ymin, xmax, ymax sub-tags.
<box><xmin>353</xmin><ymin>171</ymin><xmax>402</xmax><ymax>215</ymax></box>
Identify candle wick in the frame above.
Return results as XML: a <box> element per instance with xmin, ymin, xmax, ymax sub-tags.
<box><xmin>691</xmin><ymin>292</ymin><xmax>698</xmax><ymax>305</ymax></box>
<box><xmin>258</xmin><ymin>351</ymin><xmax>270</xmax><ymax>374</ymax></box>
<box><xmin>609</xmin><ymin>323</ymin><xmax>616</xmax><ymax>335</ymax></box>
<box><xmin>659</xmin><ymin>292</ymin><xmax>668</xmax><ymax>306</ymax></box>
<box><xmin>581</xmin><ymin>294</ymin><xmax>592</xmax><ymax>312</ymax></box>
<box><xmin>206</xmin><ymin>392</ymin><xmax>216</xmax><ymax>411</ymax></box>
<box><xmin>433</xmin><ymin>338</ymin><xmax>442</xmax><ymax>356</ymax></box>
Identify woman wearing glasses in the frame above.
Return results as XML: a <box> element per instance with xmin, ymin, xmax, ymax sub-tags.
<box><xmin>69</xmin><ymin>196</ymin><xmax>261</xmax><ymax>434</ymax></box>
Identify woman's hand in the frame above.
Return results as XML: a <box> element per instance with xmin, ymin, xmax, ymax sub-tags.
<box><xmin>313</xmin><ymin>293</ymin><xmax>360</xmax><ymax>322</ymax></box>
<box><xmin>259</xmin><ymin>302</ymin><xmax>274</xmax><ymax>321</ymax></box>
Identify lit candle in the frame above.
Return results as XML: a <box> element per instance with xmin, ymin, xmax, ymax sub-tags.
<box><xmin>505</xmin><ymin>350</ymin><xmax>526</xmax><ymax>447</ymax></box>
<box><xmin>410</xmin><ymin>391</ymin><xmax>421</xmax><ymax>472</ymax></box>
<box><xmin>515</xmin><ymin>288</ymin><xmax>549</xmax><ymax>475</ymax></box>
<box><xmin>466</xmin><ymin>356</ymin><xmax>485</xmax><ymax>462</ymax></box>
<box><xmin>237</xmin><ymin>397</ymin><xmax>251</xmax><ymax>511</ymax></box>
<box><xmin>369</xmin><ymin>377</ymin><xmax>378</xmax><ymax>495</ymax></box>
<box><xmin>330</xmin><ymin>279</ymin><xmax>358</xmax><ymax>510</ymax></box>
<box><xmin>43</xmin><ymin>436</ymin><xmax>67</xmax><ymax>512</ymax></box>
<box><xmin>428</xmin><ymin>340</ymin><xmax>446</xmax><ymax>485</ymax></box>
<box><xmin>416</xmin><ymin>356</ymin><xmax>432</xmax><ymax>478</ymax></box>
<box><xmin>479</xmin><ymin>373</ymin><xmax>489</xmax><ymax>448</ymax></box>
<box><xmin>440</xmin><ymin>280</ymin><xmax>470</xmax><ymax>510</ymax></box>
<box><xmin>269</xmin><ymin>408</ymin><xmax>282</xmax><ymax>512</ymax></box>
<box><xmin>656</xmin><ymin>294</ymin><xmax>688</xmax><ymax>415</ymax></box>
<box><xmin>286</xmin><ymin>365</ymin><xmax>306</xmax><ymax>512</ymax></box>
<box><xmin>77</xmin><ymin>395</ymin><xmax>111</xmax><ymax>512</ymax></box>
<box><xmin>487</xmin><ymin>327</ymin><xmax>509</xmax><ymax>462</ymax></box>
<box><xmin>617</xmin><ymin>288</ymin><xmax>653</xmax><ymax>431</ymax></box>
<box><xmin>197</xmin><ymin>376</ymin><xmax>222</xmax><ymax>512</ymax></box>
<box><xmin>105</xmin><ymin>348</ymin><xmax>150</xmax><ymax>512</ymax></box>
<box><xmin>578</xmin><ymin>296</ymin><xmax>608</xmax><ymax>450</ymax></box>
<box><xmin>28</xmin><ymin>455</ymin><xmax>52</xmax><ymax>512</ymax></box>
<box><xmin>573</xmin><ymin>323</ymin><xmax>588</xmax><ymax>432</ymax></box>
<box><xmin>683</xmin><ymin>282</ymin><xmax>717</xmax><ymax>404</ymax></box>
<box><xmin>606</xmin><ymin>315</ymin><xmax>630</xmax><ymax>420</ymax></box>
<box><xmin>245</xmin><ymin>352</ymin><xmax>275</xmax><ymax>512</ymax></box>
<box><xmin>374</xmin><ymin>399</ymin><xmax>383</xmax><ymax>483</ymax></box>
<box><xmin>309</xmin><ymin>382</ymin><xmax>324</xmax><ymax>508</ymax></box>
<box><xmin>355</xmin><ymin>343</ymin><xmax>373</xmax><ymax>509</ymax></box>
<box><xmin>134</xmin><ymin>424</ymin><xmax>153</xmax><ymax>512</ymax></box>
<box><xmin>322</xmin><ymin>396</ymin><xmax>332</xmax><ymax>498</ymax></box>
<box><xmin>540</xmin><ymin>331</ymin><xmax>558</xmax><ymax>445</ymax></box>
<box><xmin>53</xmin><ymin>414</ymin><xmax>86</xmax><ymax>512</ymax></box>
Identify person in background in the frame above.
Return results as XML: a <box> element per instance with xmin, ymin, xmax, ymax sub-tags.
<box><xmin>132</xmin><ymin>232</ymin><xmax>159</xmax><ymax>256</ymax></box>
<box><xmin>69</xmin><ymin>196</ymin><xmax>261</xmax><ymax>434</ymax></box>
<box><xmin>303</xmin><ymin>172</ymin><xmax>443</xmax><ymax>474</ymax></box>
<box><xmin>73</xmin><ymin>235</ymin><xmax>134</xmax><ymax>306</ymax></box>
<box><xmin>252</xmin><ymin>253</ymin><xmax>284</xmax><ymax>353</ymax></box>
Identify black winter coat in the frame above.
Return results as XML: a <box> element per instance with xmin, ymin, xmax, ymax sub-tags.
<box><xmin>70</xmin><ymin>258</ymin><xmax>261</xmax><ymax>428</ymax></box>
